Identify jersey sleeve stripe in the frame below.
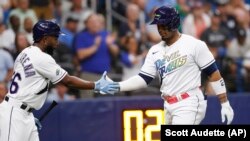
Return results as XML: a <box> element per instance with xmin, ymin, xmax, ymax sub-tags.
<box><xmin>202</xmin><ymin>62</ymin><xmax>218</xmax><ymax>76</ymax></box>
<box><xmin>200</xmin><ymin>59</ymin><xmax>215</xmax><ymax>70</ymax></box>
<box><xmin>52</xmin><ymin>71</ymin><xmax>67</xmax><ymax>84</ymax></box>
<box><xmin>138</xmin><ymin>73</ymin><xmax>154</xmax><ymax>84</ymax></box>
<box><xmin>139</xmin><ymin>70</ymin><xmax>155</xmax><ymax>78</ymax></box>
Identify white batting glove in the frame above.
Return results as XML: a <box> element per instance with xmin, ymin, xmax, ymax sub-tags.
<box><xmin>221</xmin><ymin>101</ymin><xmax>234</xmax><ymax>125</ymax></box>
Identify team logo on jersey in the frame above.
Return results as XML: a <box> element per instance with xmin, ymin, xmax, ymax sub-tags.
<box><xmin>155</xmin><ymin>51</ymin><xmax>187</xmax><ymax>78</ymax></box>
<box><xmin>56</xmin><ymin>69</ymin><xmax>60</xmax><ymax>76</ymax></box>
<box><xmin>220</xmin><ymin>79</ymin><xmax>225</xmax><ymax>86</ymax></box>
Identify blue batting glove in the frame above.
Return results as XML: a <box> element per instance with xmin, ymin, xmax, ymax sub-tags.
<box><xmin>94</xmin><ymin>71</ymin><xmax>120</xmax><ymax>95</ymax></box>
<box><xmin>94</xmin><ymin>71</ymin><xmax>112</xmax><ymax>94</ymax></box>
<box><xmin>94</xmin><ymin>71</ymin><xmax>108</xmax><ymax>92</ymax></box>
<box><xmin>34</xmin><ymin>117</ymin><xmax>42</xmax><ymax>130</ymax></box>
<box><xmin>99</xmin><ymin>82</ymin><xmax>120</xmax><ymax>95</ymax></box>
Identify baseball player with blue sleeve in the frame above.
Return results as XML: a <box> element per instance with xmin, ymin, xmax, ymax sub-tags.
<box><xmin>102</xmin><ymin>6</ymin><xmax>234</xmax><ymax>125</ymax></box>
<box><xmin>0</xmin><ymin>20</ymin><xmax>111</xmax><ymax>141</ymax></box>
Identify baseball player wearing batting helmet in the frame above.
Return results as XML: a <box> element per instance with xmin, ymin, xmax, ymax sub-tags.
<box><xmin>0</xmin><ymin>20</ymin><xmax>112</xmax><ymax>141</ymax></box>
<box><xmin>102</xmin><ymin>6</ymin><xmax>234</xmax><ymax>125</ymax></box>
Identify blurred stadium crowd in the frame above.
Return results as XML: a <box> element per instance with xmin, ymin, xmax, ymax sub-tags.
<box><xmin>0</xmin><ymin>0</ymin><xmax>249</xmax><ymax>101</ymax></box>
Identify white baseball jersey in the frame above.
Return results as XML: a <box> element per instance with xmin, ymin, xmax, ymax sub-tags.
<box><xmin>6</xmin><ymin>46</ymin><xmax>67</xmax><ymax>110</ymax></box>
<box><xmin>140</xmin><ymin>34</ymin><xmax>215</xmax><ymax>96</ymax></box>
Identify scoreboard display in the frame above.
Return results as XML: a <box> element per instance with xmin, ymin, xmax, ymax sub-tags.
<box><xmin>122</xmin><ymin>109</ymin><xmax>165</xmax><ymax>141</ymax></box>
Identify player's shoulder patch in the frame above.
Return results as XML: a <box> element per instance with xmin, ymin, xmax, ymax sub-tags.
<box><xmin>56</xmin><ymin>69</ymin><xmax>60</xmax><ymax>76</ymax></box>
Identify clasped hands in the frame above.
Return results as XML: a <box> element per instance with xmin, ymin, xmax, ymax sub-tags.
<box><xmin>94</xmin><ymin>71</ymin><xmax>120</xmax><ymax>95</ymax></box>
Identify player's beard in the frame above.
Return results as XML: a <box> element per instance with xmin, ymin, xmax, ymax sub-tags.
<box><xmin>46</xmin><ymin>45</ymin><xmax>55</xmax><ymax>56</ymax></box>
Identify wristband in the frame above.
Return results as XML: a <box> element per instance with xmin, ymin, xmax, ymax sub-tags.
<box><xmin>210</xmin><ymin>78</ymin><xmax>226</xmax><ymax>95</ymax></box>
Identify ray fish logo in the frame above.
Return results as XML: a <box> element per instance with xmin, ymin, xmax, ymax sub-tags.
<box><xmin>154</xmin><ymin>14</ymin><xmax>161</xmax><ymax>20</ymax></box>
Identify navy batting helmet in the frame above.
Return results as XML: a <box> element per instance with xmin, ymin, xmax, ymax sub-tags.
<box><xmin>33</xmin><ymin>20</ymin><xmax>63</xmax><ymax>42</ymax></box>
<box><xmin>150</xmin><ymin>6</ymin><xmax>180</xmax><ymax>31</ymax></box>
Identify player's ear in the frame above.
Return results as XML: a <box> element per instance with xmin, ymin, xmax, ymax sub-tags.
<box><xmin>42</xmin><ymin>36</ymin><xmax>49</xmax><ymax>45</ymax></box>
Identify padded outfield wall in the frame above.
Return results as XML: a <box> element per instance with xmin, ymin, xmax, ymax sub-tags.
<box><xmin>34</xmin><ymin>94</ymin><xmax>250</xmax><ymax>141</ymax></box>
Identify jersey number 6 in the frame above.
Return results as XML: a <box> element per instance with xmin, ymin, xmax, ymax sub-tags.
<box><xmin>10</xmin><ymin>72</ymin><xmax>21</xmax><ymax>94</ymax></box>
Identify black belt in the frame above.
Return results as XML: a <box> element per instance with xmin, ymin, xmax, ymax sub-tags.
<box><xmin>5</xmin><ymin>96</ymin><xmax>35</xmax><ymax>113</ymax></box>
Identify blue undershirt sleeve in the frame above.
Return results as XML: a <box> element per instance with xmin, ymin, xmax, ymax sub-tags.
<box><xmin>202</xmin><ymin>62</ymin><xmax>218</xmax><ymax>76</ymax></box>
<box><xmin>138</xmin><ymin>73</ymin><xmax>154</xmax><ymax>85</ymax></box>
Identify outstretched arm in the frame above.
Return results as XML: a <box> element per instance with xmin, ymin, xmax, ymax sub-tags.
<box><xmin>100</xmin><ymin>73</ymin><xmax>154</xmax><ymax>95</ymax></box>
<box><xmin>58</xmin><ymin>71</ymin><xmax>112</xmax><ymax>94</ymax></box>
<box><xmin>119</xmin><ymin>75</ymin><xmax>148</xmax><ymax>92</ymax></box>
<box><xmin>59</xmin><ymin>74</ymin><xmax>95</xmax><ymax>90</ymax></box>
